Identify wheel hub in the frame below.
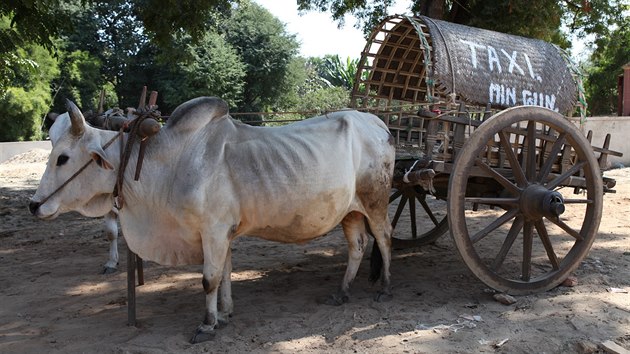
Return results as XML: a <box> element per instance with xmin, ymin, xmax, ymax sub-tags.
<box><xmin>520</xmin><ymin>184</ymin><xmax>565</xmax><ymax>220</ymax></box>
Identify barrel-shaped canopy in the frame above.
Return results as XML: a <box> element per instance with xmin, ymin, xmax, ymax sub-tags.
<box><xmin>352</xmin><ymin>15</ymin><xmax>577</xmax><ymax>114</ymax></box>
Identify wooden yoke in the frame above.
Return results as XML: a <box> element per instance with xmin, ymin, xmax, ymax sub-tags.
<box><xmin>89</xmin><ymin>86</ymin><xmax>162</xmax><ymax>139</ymax></box>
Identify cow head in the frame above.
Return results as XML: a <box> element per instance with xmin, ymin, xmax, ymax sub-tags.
<box><xmin>30</xmin><ymin>100</ymin><xmax>118</xmax><ymax>220</ymax></box>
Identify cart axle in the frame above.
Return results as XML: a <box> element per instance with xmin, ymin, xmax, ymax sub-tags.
<box><xmin>521</xmin><ymin>185</ymin><xmax>565</xmax><ymax>220</ymax></box>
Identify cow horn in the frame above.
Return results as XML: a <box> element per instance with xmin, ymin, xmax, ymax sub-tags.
<box><xmin>66</xmin><ymin>99</ymin><xmax>85</xmax><ymax>136</ymax></box>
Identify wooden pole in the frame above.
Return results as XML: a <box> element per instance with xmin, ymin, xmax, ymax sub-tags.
<box><xmin>126</xmin><ymin>242</ymin><xmax>137</xmax><ymax>327</ymax></box>
<box><xmin>136</xmin><ymin>254</ymin><xmax>144</xmax><ymax>286</ymax></box>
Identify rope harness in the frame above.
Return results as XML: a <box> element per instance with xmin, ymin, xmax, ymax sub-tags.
<box><xmin>36</xmin><ymin>131</ymin><xmax>122</xmax><ymax>209</ymax></box>
<box><xmin>38</xmin><ymin>108</ymin><xmax>160</xmax><ymax>211</ymax></box>
<box><xmin>113</xmin><ymin>107</ymin><xmax>161</xmax><ymax>209</ymax></box>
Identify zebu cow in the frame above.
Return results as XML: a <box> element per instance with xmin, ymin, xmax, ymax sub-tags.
<box><xmin>30</xmin><ymin>97</ymin><xmax>395</xmax><ymax>342</ymax></box>
<box><xmin>46</xmin><ymin>112</ymin><xmax>120</xmax><ymax>274</ymax></box>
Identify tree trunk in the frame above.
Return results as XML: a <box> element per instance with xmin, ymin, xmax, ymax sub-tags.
<box><xmin>413</xmin><ymin>0</ymin><xmax>445</xmax><ymax>19</ymax></box>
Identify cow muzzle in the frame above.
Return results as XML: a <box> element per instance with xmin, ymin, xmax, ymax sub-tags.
<box><xmin>28</xmin><ymin>200</ymin><xmax>41</xmax><ymax>215</ymax></box>
<box><xmin>28</xmin><ymin>199</ymin><xmax>59</xmax><ymax>220</ymax></box>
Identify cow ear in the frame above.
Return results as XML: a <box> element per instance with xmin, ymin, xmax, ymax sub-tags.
<box><xmin>89</xmin><ymin>146</ymin><xmax>114</xmax><ymax>170</ymax></box>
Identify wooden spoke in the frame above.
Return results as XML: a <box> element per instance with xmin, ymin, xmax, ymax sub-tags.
<box><xmin>448</xmin><ymin>106</ymin><xmax>603</xmax><ymax>294</ymax></box>
<box><xmin>419</xmin><ymin>198</ymin><xmax>440</xmax><ymax>225</ymax></box>
<box><xmin>536</xmin><ymin>132</ymin><xmax>566</xmax><ymax>183</ymax></box>
<box><xmin>545</xmin><ymin>161</ymin><xmax>587</xmax><ymax>190</ymax></box>
<box><xmin>389</xmin><ymin>186</ymin><xmax>449</xmax><ymax>246</ymax></box>
<box><xmin>475</xmin><ymin>158</ymin><xmax>521</xmax><ymax>195</ymax></box>
<box><xmin>470</xmin><ymin>208</ymin><xmax>519</xmax><ymax>243</ymax></box>
<box><xmin>563</xmin><ymin>198</ymin><xmax>593</xmax><ymax>204</ymax></box>
<box><xmin>409</xmin><ymin>194</ymin><xmax>417</xmax><ymax>239</ymax></box>
<box><xmin>389</xmin><ymin>189</ymin><xmax>403</xmax><ymax>203</ymax></box>
<box><xmin>526</xmin><ymin>121</ymin><xmax>537</xmax><ymax>181</ymax></box>
<box><xmin>522</xmin><ymin>222</ymin><xmax>533</xmax><ymax>281</ymax></box>
<box><xmin>499</xmin><ymin>131</ymin><xmax>527</xmax><ymax>187</ymax></box>
<box><xmin>491</xmin><ymin>215</ymin><xmax>524</xmax><ymax>271</ymax></box>
<box><xmin>465</xmin><ymin>197</ymin><xmax>519</xmax><ymax>206</ymax></box>
<box><xmin>547</xmin><ymin>216</ymin><xmax>584</xmax><ymax>241</ymax></box>
<box><xmin>391</xmin><ymin>195</ymin><xmax>408</xmax><ymax>229</ymax></box>
<box><xmin>534</xmin><ymin>219</ymin><xmax>560</xmax><ymax>270</ymax></box>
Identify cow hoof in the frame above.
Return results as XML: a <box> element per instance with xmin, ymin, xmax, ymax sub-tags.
<box><xmin>190</xmin><ymin>327</ymin><xmax>216</xmax><ymax>344</ymax></box>
<box><xmin>102</xmin><ymin>266</ymin><xmax>117</xmax><ymax>274</ymax></box>
<box><xmin>319</xmin><ymin>293</ymin><xmax>349</xmax><ymax>306</ymax></box>
<box><xmin>374</xmin><ymin>291</ymin><xmax>393</xmax><ymax>303</ymax></box>
<box><xmin>216</xmin><ymin>317</ymin><xmax>229</xmax><ymax>329</ymax></box>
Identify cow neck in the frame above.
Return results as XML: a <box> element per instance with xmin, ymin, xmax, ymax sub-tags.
<box><xmin>113</xmin><ymin>110</ymin><xmax>157</xmax><ymax>210</ymax></box>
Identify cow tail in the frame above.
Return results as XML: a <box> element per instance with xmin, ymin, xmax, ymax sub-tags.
<box><xmin>369</xmin><ymin>242</ymin><xmax>383</xmax><ymax>283</ymax></box>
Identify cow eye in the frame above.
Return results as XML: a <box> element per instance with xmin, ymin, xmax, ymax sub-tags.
<box><xmin>56</xmin><ymin>155</ymin><xmax>69</xmax><ymax>166</ymax></box>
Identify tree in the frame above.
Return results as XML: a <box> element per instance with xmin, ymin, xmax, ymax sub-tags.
<box><xmin>154</xmin><ymin>32</ymin><xmax>247</xmax><ymax>111</ymax></box>
<box><xmin>0</xmin><ymin>44</ymin><xmax>59</xmax><ymax>141</ymax></box>
<box><xmin>296</xmin><ymin>0</ymin><xmax>627</xmax><ymax>48</ymax></box>
<box><xmin>222</xmin><ymin>1</ymin><xmax>300</xmax><ymax>112</ymax></box>
<box><xmin>1</xmin><ymin>0</ymin><xmax>233</xmax><ymax>52</ymax></box>
<box><xmin>314</xmin><ymin>55</ymin><xmax>359</xmax><ymax>90</ymax></box>
<box><xmin>51</xmin><ymin>49</ymin><xmax>104</xmax><ymax>112</ymax></box>
<box><xmin>265</xmin><ymin>56</ymin><xmax>351</xmax><ymax>123</ymax></box>
<box><xmin>0</xmin><ymin>1</ymin><xmax>70</xmax><ymax>54</ymax></box>
<box><xmin>1</xmin><ymin>0</ymin><xmax>235</xmax><ymax>95</ymax></box>
<box><xmin>584</xmin><ymin>18</ymin><xmax>630</xmax><ymax>115</ymax></box>
<box><xmin>70</xmin><ymin>1</ymin><xmax>150</xmax><ymax>106</ymax></box>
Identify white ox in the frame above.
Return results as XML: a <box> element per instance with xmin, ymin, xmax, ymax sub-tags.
<box><xmin>30</xmin><ymin>97</ymin><xmax>395</xmax><ymax>342</ymax></box>
<box><xmin>46</xmin><ymin>112</ymin><xmax>120</xmax><ymax>274</ymax></box>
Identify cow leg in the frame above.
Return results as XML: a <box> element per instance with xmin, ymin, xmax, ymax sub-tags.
<box><xmin>324</xmin><ymin>211</ymin><xmax>369</xmax><ymax>306</ymax></box>
<box><xmin>218</xmin><ymin>247</ymin><xmax>233</xmax><ymax>325</ymax></box>
<box><xmin>191</xmin><ymin>228</ymin><xmax>231</xmax><ymax>344</ymax></box>
<box><xmin>366</xmin><ymin>215</ymin><xmax>393</xmax><ymax>302</ymax></box>
<box><xmin>102</xmin><ymin>210</ymin><xmax>119</xmax><ymax>274</ymax></box>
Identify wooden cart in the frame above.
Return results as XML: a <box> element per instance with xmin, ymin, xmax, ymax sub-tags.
<box><xmin>351</xmin><ymin>15</ymin><xmax>622</xmax><ymax>295</ymax></box>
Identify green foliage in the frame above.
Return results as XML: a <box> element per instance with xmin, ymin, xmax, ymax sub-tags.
<box><xmin>316</xmin><ymin>55</ymin><xmax>359</xmax><ymax>90</ymax></box>
<box><xmin>222</xmin><ymin>1</ymin><xmax>300</xmax><ymax>112</ymax></box>
<box><xmin>297</xmin><ymin>0</ymin><xmax>627</xmax><ymax>49</ymax></box>
<box><xmin>297</xmin><ymin>0</ymin><xmax>395</xmax><ymax>36</ymax></box>
<box><xmin>0</xmin><ymin>44</ymin><xmax>58</xmax><ymax>141</ymax></box>
<box><xmin>1</xmin><ymin>0</ymin><xmax>233</xmax><ymax>54</ymax></box>
<box><xmin>295</xmin><ymin>86</ymin><xmax>350</xmax><ymax>112</ymax></box>
<box><xmin>52</xmin><ymin>49</ymin><xmax>103</xmax><ymax>112</ymax></box>
<box><xmin>0</xmin><ymin>0</ymin><xmax>71</xmax><ymax>54</ymax></box>
<box><xmin>155</xmin><ymin>32</ymin><xmax>246</xmax><ymax>111</ymax></box>
<box><xmin>585</xmin><ymin>18</ymin><xmax>630</xmax><ymax>115</ymax></box>
<box><xmin>132</xmin><ymin>0</ymin><xmax>232</xmax><ymax>47</ymax></box>
<box><xmin>0</xmin><ymin>87</ymin><xmax>48</xmax><ymax>141</ymax></box>
<box><xmin>273</xmin><ymin>57</ymin><xmax>350</xmax><ymax>121</ymax></box>
<box><xmin>463</xmin><ymin>0</ymin><xmax>567</xmax><ymax>47</ymax></box>
<box><xmin>71</xmin><ymin>1</ymin><xmax>150</xmax><ymax>106</ymax></box>
<box><xmin>563</xmin><ymin>0</ymin><xmax>628</xmax><ymax>39</ymax></box>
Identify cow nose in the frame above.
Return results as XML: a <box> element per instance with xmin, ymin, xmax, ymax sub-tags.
<box><xmin>29</xmin><ymin>201</ymin><xmax>41</xmax><ymax>215</ymax></box>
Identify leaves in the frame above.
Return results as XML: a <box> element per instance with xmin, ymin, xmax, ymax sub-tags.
<box><xmin>584</xmin><ymin>16</ymin><xmax>630</xmax><ymax>115</ymax></box>
<box><xmin>317</xmin><ymin>55</ymin><xmax>359</xmax><ymax>90</ymax></box>
<box><xmin>0</xmin><ymin>43</ymin><xmax>58</xmax><ymax>141</ymax></box>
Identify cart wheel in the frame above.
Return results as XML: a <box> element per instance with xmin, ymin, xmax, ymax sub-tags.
<box><xmin>389</xmin><ymin>185</ymin><xmax>448</xmax><ymax>247</ymax></box>
<box><xmin>448</xmin><ymin>106</ymin><xmax>603</xmax><ymax>295</ymax></box>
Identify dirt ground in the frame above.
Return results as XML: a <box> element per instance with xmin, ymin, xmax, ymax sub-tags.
<box><xmin>1</xmin><ymin>149</ymin><xmax>629</xmax><ymax>354</ymax></box>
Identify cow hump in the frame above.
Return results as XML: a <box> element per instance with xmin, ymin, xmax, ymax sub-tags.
<box><xmin>165</xmin><ymin>97</ymin><xmax>229</xmax><ymax>134</ymax></box>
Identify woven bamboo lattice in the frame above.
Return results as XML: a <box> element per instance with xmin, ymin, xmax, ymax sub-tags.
<box><xmin>351</xmin><ymin>15</ymin><xmax>580</xmax><ymax>163</ymax></box>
